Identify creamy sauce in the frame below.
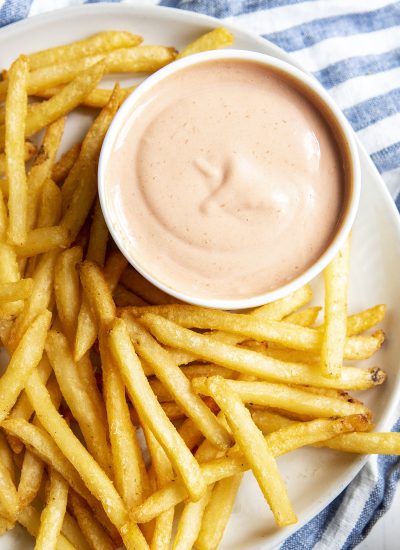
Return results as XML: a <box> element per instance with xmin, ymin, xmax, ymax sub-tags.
<box><xmin>105</xmin><ymin>59</ymin><xmax>346</xmax><ymax>300</ymax></box>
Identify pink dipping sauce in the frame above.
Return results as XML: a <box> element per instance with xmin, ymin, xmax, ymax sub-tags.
<box><xmin>105</xmin><ymin>59</ymin><xmax>347</xmax><ymax>300</ymax></box>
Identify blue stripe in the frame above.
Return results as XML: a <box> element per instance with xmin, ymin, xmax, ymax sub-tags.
<box><xmin>371</xmin><ymin>142</ymin><xmax>400</xmax><ymax>174</ymax></box>
<box><xmin>159</xmin><ymin>0</ymin><xmax>319</xmax><ymax>18</ymax></box>
<box><xmin>0</xmin><ymin>0</ymin><xmax>33</xmax><ymax>27</ymax></box>
<box><xmin>314</xmin><ymin>48</ymin><xmax>400</xmax><ymax>90</ymax></box>
<box><xmin>280</xmin><ymin>490</ymin><xmax>346</xmax><ymax>549</ymax></box>
<box><xmin>264</xmin><ymin>2</ymin><xmax>400</xmax><ymax>52</ymax></box>
<box><xmin>344</xmin><ymin>88</ymin><xmax>400</xmax><ymax>132</ymax></box>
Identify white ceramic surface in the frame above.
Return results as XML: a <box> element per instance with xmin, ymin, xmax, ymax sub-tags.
<box><xmin>98</xmin><ymin>48</ymin><xmax>361</xmax><ymax>310</ymax></box>
<box><xmin>0</xmin><ymin>4</ymin><xmax>399</xmax><ymax>550</ymax></box>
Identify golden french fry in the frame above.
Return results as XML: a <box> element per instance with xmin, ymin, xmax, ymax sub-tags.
<box><xmin>27</xmin><ymin>31</ymin><xmax>143</xmax><ymax>70</ymax></box>
<box><xmin>104</xmin><ymin>251</ymin><xmax>128</xmax><ymax>290</ymax></box>
<box><xmin>70</xmin><ymin>492</ymin><xmax>114</xmax><ymax>550</ymax></box>
<box><xmin>54</xmin><ymin>246</ymin><xmax>83</xmax><ymax>343</ymax></box>
<box><xmin>104</xmin><ymin>45</ymin><xmax>176</xmax><ymax>73</ymax></box>
<box><xmin>123</xmin><ymin>314</ymin><xmax>232</xmax><ymax>450</ymax></box>
<box><xmin>284</xmin><ymin>306</ymin><xmax>321</xmax><ymax>327</ymax></box>
<box><xmin>114</xmin><ymin>285</ymin><xmax>148</xmax><ymax>307</ymax></box>
<box><xmin>172</xmin><ymin>487</ymin><xmax>213</xmax><ymax>550</ymax></box>
<box><xmin>121</xmin><ymin>268</ymin><xmax>179</xmax><ymax>305</ymax></box>
<box><xmin>0</xmin><ymin>460</ymin><xmax>19</xmax><ymax>522</ymax></box>
<box><xmin>100</xmin><ymin>332</ymin><xmax>149</xmax><ymax>508</ymax></box>
<box><xmin>132</xmin><ymin>415</ymin><xmax>364</xmax><ymax>523</ymax></box>
<box><xmin>46</xmin><ymin>330</ymin><xmax>113</xmax><ymax>476</ymax></box>
<box><xmin>17</xmin><ymin>506</ymin><xmax>75</xmax><ymax>550</ymax></box>
<box><xmin>17</xmin><ymin>450</ymin><xmax>45</xmax><ymax>508</ymax></box>
<box><xmin>0</xmin><ymin>190</ymin><xmax>7</xmax><ymax>242</ymax></box>
<box><xmin>26</xmin><ymin>118</ymin><xmax>65</xmax><ymax>230</ymax></box>
<box><xmin>7</xmin><ymin>250</ymin><xmax>59</xmax><ymax>351</ymax></box>
<box><xmin>61</xmin><ymin>512</ymin><xmax>91</xmax><ymax>550</ymax></box>
<box><xmin>80</xmin><ymin>261</ymin><xmax>116</xmax><ymax>326</ymax></box>
<box><xmin>177</xmin><ymin>27</ymin><xmax>234</xmax><ymax>59</ymax></box>
<box><xmin>51</xmin><ymin>142</ymin><xmax>81</xmax><ymax>183</ymax></box>
<box><xmin>86</xmin><ymin>199</ymin><xmax>109</xmax><ymax>266</ymax></box>
<box><xmin>251</xmin><ymin>284</ymin><xmax>312</xmax><ymax>320</ymax></box>
<box><xmin>0</xmin><ymin>310</ymin><xmax>51</xmax><ymax>420</ymax></box>
<box><xmin>192</xmin><ymin>377</ymin><xmax>369</xmax><ymax>419</ymax></box>
<box><xmin>0</xmin><ymin>142</ymin><xmax>36</xmax><ymax>177</ymax></box>
<box><xmin>4</xmin><ymin>56</ymin><xmax>28</xmax><ymax>245</ymax></box>
<box><xmin>37</xmin><ymin>179</ymin><xmax>63</xmax><ymax>229</ymax></box>
<box><xmin>316</xmin><ymin>432</ymin><xmax>400</xmax><ymax>454</ymax></box>
<box><xmin>346</xmin><ymin>305</ymin><xmax>387</xmax><ymax>336</ymax></box>
<box><xmin>0</xmin><ymin>279</ymin><xmax>33</xmax><ymax>302</ymax></box>
<box><xmin>320</xmin><ymin>240</ymin><xmax>350</xmax><ymax>377</ymax></box>
<box><xmin>140</xmin><ymin>314</ymin><xmax>386</xmax><ymax>390</ymax></box>
<box><xmin>24</xmin><ymin>371</ymin><xmax>148</xmax><ymax>547</ymax></box>
<box><xmin>0</xmin><ymin>60</ymin><xmax>106</xmax><ymax>149</ymax></box>
<box><xmin>35</xmin><ymin>469</ymin><xmax>69</xmax><ymax>550</ymax></box>
<box><xmin>36</xmin><ymin>85</ymin><xmax>136</xmax><ymax>109</ymax></box>
<box><xmin>196</xmin><ymin>474</ymin><xmax>243</xmax><ymax>550</ymax></box>
<box><xmin>200</xmin><ymin>376</ymin><xmax>296</xmax><ymax>527</ymax></box>
<box><xmin>136</xmin><ymin>304</ymin><xmax>380</xmax><ymax>359</ymax></box>
<box><xmin>109</xmin><ymin>318</ymin><xmax>206</xmax><ymax>502</ymax></box>
<box><xmin>0</xmin><ymin>432</ymin><xmax>15</xmax><ymax>484</ymax></box>
<box><xmin>74</xmin><ymin>296</ymin><xmax>97</xmax><ymax>363</ymax></box>
<box><xmin>61</xmin><ymin>83</ymin><xmax>123</xmax><ymax>210</ymax></box>
<box><xmin>14</xmin><ymin>226</ymin><xmax>67</xmax><ymax>258</ymax></box>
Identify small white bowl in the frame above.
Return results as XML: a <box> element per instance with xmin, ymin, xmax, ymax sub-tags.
<box><xmin>98</xmin><ymin>49</ymin><xmax>361</xmax><ymax>310</ymax></box>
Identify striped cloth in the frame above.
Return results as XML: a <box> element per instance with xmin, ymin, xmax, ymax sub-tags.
<box><xmin>1</xmin><ymin>1</ymin><xmax>399</xmax><ymax>549</ymax></box>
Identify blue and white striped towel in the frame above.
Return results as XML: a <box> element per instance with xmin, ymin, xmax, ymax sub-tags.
<box><xmin>1</xmin><ymin>1</ymin><xmax>399</xmax><ymax>549</ymax></box>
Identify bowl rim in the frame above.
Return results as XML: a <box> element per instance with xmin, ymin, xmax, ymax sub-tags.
<box><xmin>98</xmin><ymin>48</ymin><xmax>361</xmax><ymax>309</ymax></box>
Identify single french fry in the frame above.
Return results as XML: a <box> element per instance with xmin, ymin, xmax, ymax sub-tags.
<box><xmin>61</xmin><ymin>512</ymin><xmax>91</xmax><ymax>550</ymax></box>
<box><xmin>0</xmin><ymin>310</ymin><xmax>51</xmax><ymax>420</ymax></box>
<box><xmin>173</xmin><ymin>487</ymin><xmax>213</xmax><ymax>550</ymax></box>
<box><xmin>346</xmin><ymin>305</ymin><xmax>387</xmax><ymax>336</ymax></box>
<box><xmin>132</xmin><ymin>415</ymin><xmax>365</xmax><ymax>523</ymax></box>
<box><xmin>51</xmin><ymin>143</ymin><xmax>81</xmax><ymax>183</ymax></box>
<box><xmin>17</xmin><ymin>506</ymin><xmax>75</xmax><ymax>550</ymax></box>
<box><xmin>70</xmin><ymin>492</ymin><xmax>114</xmax><ymax>550</ymax></box>
<box><xmin>46</xmin><ymin>330</ymin><xmax>113</xmax><ymax>477</ymax></box>
<box><xmin>140</xmin><ymin>314</ymin><xmax>386</xmax><ymax>390</ymax></box>
<box><xmin>320</xmin><ymin>240</ymin><xmax>350</xmax><ymax>377</ymax></box>
<box><xmin>123</xmin><ymin>314</ymin><xmax>232</xmax><ymax>450</ymax></box>
<box><xmin>14</xmin><ymin>226</ymin><xmax>67</xmax><ymax>258</ymax></box>
<box><xmin>251</xmin><ymin>284</ymin><xmax>313</xmax><ymax>320</ymax></box>
<box><xmin>24</xmin><ymin>371</ymin><xmax>148</xmax><ymax>548</ymax></box>
<box><xmin>86</xmin><ymin>200</ymin><xmax>109</xmax><ymax>266</ymax></box>
<box><xmin>0</xmin><ymin>60</ymin><xmax>106</xmax><ymax>149</ymax></box>
<box><xmin>7</xmin><ymin>250</ymin><xmax>58</xmax><ymax>351</ymax></box>
<box><xmin>0</xmin><ymin>190</ymin><xmax>7</xmax><ymax>241</ymax></box>
<box><xmin>121</xmin><ymin>268</ymin><xmax>179</xmax><ymax>305</ymax></box>
<box><xmin>201</xmin><ymin>376</ymin><xmax>296</xmax><ymax>527</ymax></box>
<box><xmin>284</xmin><ymin>306</ymin><xmax>321</xmax><ymax>327</ymax></box>
<box><xmin>37</xmin><ymin>179</ymin><xmax>63</xmax><ymax>229</ymax></box>
<box><xmin>54</xmin><ymin>246</ymin><xmax>82</xmax><ymax>343</ymax></box>
<box><xmin>35</xmin><ymin>469</ymin><xmax>69</xmax><ymax>550</ymax></box>
<box><xmin>196</xmin><ymin>474</ymin><xmax>243</xmax><ymax>550</ymax></box>
<box><xmin>5</xmin><ymin>56</ymin><xmax>28</xmax><ymax>245</ymax></box>
<box><xmin>0</xmin><ymin>279</ymin><xmax>33</xmax><ymax>302</ymax></box>
<box><xmin>36</xmin><ymin>85</ymin><xmax>136</xmax><ymax>109</ymax></box>
<box><xmin>192</xmin><ymin>377</ymin><xmax>369</xmax><ymax>419</ymax></box>
<box><xmin>73</xmin><ymin>297</ymin><xmax>97</xmax><ymax>363</ymax></box>
<box><xmin>0</xmin><ymin>243</ymin><xmax>24</xmax><ymax>319</ymax></box>
<box><xmin>100</xmin><ymin>332</ymin><xmax>149</xmax><ymax>508</ymax></box>
<box><xmin>316</xmin><ymin>432</ymin><xmax>400</xmax><ymax>454</ymax></box>
<box><xmin>114</xmin><ymin>285</ymin><xmax>148</xmax><ymax>307</ymax></box>
<box><xmin>177</xmin><ymin>27</ymin><xmax>234</xmax><ymax>59</ymax></box>
<box><xmin>61</xmin><ymin>84</ymin><xmax>123</xmax><ymax>210</ymax></box>
<box><xmin>18</xmin><ymin>450</ymin><xmax>45</xmax><ymax>508</ymax></box>
<box><xmin>0</xmin><ymin>141</ymin><xmax>36</xmax><ymax>177</ymax></box>
<box><xmin>0</xmin><ymin>460</ymin><xmax>19</xmax><ymax>522</ymax></box>
<box><xmin>109</xmin><ymin>318</ymin><xmax>206</xmax><ymax>502</ymax></box>
<box><xmin>26</xmin><ymin>118</ymin><xmax>65</xmax><ymax>230</ymax></box>
<box><xmin>27</xmin><ymin>31</ymin><xmax>143</xmax><ymax>70</ymax></box>
<box><xmin>79</xmin><ymin>261</ymin><xmax>116</xmax><ymax>326</ymax></box>
<box><xmin>0</xmin><ymin>432</ymin><xmax>15</xmax><ymax>484</ymax></box>
<box><xmin>103</xmin><ymin>251</ymin><xmax>128</xmax><ymax>291</ymax></box>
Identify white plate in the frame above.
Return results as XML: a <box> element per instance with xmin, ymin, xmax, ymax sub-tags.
<box><xmin>1</xmin><ymin>5</ymin><xmax>400</xmax><ymax>550</ymax></box>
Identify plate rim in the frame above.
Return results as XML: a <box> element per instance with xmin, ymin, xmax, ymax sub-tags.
<box><xmin>1</xmin><ymin>4</ymin><xmax>400</xmax><ymax>549</ymax></box>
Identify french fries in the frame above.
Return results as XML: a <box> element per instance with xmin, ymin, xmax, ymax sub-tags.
<box><xmin>0</xmin><ymin>28</ymin><xmax>396</xmax><ymax>550</ymax></box>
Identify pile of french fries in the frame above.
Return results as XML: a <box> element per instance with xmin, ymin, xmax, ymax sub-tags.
<box><xmin>0</xmin><ymin>26</ymin><xmax>397</xmax><ymax>550</ymax></box>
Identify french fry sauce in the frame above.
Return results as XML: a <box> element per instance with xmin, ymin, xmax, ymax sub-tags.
<box><xmin>0</xmin><ymin>27</ymin><xmax>396</xmax><ymax>550</ymax></box>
